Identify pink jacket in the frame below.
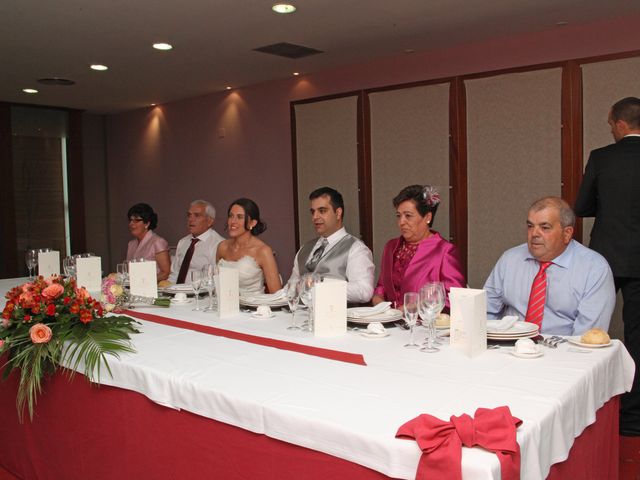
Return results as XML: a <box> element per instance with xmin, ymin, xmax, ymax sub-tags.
<box><xmin>374</xmin><ymin>232</ymin><xmax>465</xmax><ymax>307</ymax></box>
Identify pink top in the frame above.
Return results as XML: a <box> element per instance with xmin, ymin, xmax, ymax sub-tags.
<box><xmin>374</xmin><ymin>231</ymin><xmax>465</xmax><ymax>308</ymax></box>
<box><xmin>126</xmin><ymin>231</ymin><xmax>169</xmax><ymax>262</ymax></box>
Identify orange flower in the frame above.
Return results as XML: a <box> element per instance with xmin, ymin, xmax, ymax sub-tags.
<box><xmin>29</xmin><ymin>323</ymin><xmax>52</xmax><ymax>344</ymax></box>
<box><xmin>79</xmin><ymin>310</ymin><xmax>93</xmax><ymax>324</ymax></box>
<box><xmin>42</xmin><ymin>284</ymin><xmax>64</xmax><ymax>300</ymax></box>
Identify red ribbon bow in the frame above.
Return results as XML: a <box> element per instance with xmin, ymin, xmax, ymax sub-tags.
<box><xmin>396</xmin><ymin>406</ymin><xmax>522</xmax><ymax>480</ymax></box>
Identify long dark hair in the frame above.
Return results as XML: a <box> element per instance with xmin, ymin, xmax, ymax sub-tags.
<box><xmin>227</xmin><ymin>198</ymin><xmax>267</xmax><ymax>236</ymax></box>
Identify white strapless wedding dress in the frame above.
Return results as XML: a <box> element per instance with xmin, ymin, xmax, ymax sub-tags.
<box><xmin>218</xmin><ymin>256</ymin><xmax>265</xmax><ymax>294</ymax></box>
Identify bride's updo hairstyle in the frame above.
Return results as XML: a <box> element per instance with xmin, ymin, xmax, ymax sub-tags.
<box><xmin>228</xmin><ymin>198</ymin><xmax>267</xmax><ymax>236</ymax></box>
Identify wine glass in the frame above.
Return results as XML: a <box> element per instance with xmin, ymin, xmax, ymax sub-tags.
<box><xmin>403</xmin><ymin>292</ymin><xmax>420</xmax><ymax>348</ymax></box>
<box><xmin>189</xmin><ymin>270</ymin><xmax>203</xmax><ymax>311</ymax></box>
<box><xmin>202</xmin><ymin>264</ymin><xmax>218</xmax><ymax>312</ymax></box>
<box><xmin>286</xmin><ymin>279</ymin><xmax>301</xmax><ymax>330</ymax></box>
<box><xmin>117</xmin><ymin>262</ymin><xmax>129</xmax><ymax>284</ymax></box>
<box><xmin>25</xmin><ymin>249</ymin><xmax>38</xmax><ymax>280</ymax></box>
<box><xmin>299</xmin><ymin>273</ymin><xmax>320</xmax><ymax>332</ymax></box>
<box><xmin>419</xmin><ymin>282</ymin><xmax>445</xmax><ymax>353</ymax></box>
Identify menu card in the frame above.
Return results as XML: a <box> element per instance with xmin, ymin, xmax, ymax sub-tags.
<box><xmin>38</xmin><ymin>251</ymin><xmax>60</xmax><ymax>278</ymax></box>
<box><xmin>76</xmin><ymin>256</ymin><xmax>102</xmax><ymax>293</ymax></box>
<box><xmin>217</xmin><ymin>266</ymin><xmax>239</xmax><ymax>318</ymax></box>
<box><xmin>449</xmin><ymin>287</ymin><xmax>487</xmax><ymax>358</ymax></box>
<box><xmin>313</xmin><ymin>278</ymin><xmax>347</xmax><ymax>337</ymax></box>
<box><xmin>129</xmin><ymin>261</ymin><xmax>158</xmax><ymax>298</ymax></box>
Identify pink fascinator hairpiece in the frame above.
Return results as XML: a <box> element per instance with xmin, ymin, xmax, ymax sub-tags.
<box><xmin>422</xmin><ymin>185</ymin><xmax>441</xmax><ymax>207</ymax></box>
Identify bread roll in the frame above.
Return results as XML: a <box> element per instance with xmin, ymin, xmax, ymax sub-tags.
<box><xmin>580</xmin><ymin>328</ymin><xmax>610</xmax><ymax>345</ymax></box>
<box><xmin>158</xmin><ymin>280</ymin><xmax>172</xmax><ymax>288</ymax></box>
<box><xmin>435</xmin><ymin>313</ymin><xmax>450</xmax><ymax>327</ymax></box>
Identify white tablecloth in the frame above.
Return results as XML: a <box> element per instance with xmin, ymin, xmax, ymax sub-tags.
<box><xmin>0</xmin><ymin>278</ymin><xmax>634</xmax><ymax>480</ymax></box>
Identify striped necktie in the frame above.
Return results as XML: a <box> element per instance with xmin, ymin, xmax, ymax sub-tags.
<box><xmin>524</xmin><ymin>261</ymin><xmax>552</xmax><ymax>328</ymax></box>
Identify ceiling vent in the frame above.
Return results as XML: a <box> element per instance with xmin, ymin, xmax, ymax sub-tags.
<box><xmin>253</xmin><ymin>42</ymin><xmax>323</xmax><ymax>59</ymax></box>
<box><xmin>37</xmin><ymin>78</ymin><xmax>75</xmax><ymax>86</ymax></box>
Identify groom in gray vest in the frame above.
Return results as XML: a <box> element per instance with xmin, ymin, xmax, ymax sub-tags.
<box><xmin>289</xmin><ymin>187</ymin><xmax>374</xmax><ymax>304</ymax></box>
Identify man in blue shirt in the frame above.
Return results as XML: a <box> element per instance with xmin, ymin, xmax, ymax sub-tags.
<box><xmin>484</xmin><ymin>197</ymin><xmax>615</xmax><ymax>336</ymax></box>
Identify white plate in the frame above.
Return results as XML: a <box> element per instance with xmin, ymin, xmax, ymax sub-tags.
<box><xmin>487</xmin><ymin>331</ymin><xmax>539</xmax><ymax>340</ymax></box>
<box><xmin>435</xmin><ymin>324</ymin><xmax>450</xmax><ymax>330</ymax></box>
<box><xmin>250</xmin><ymin>312</ymin><xmax>275</xmax><ymax>319</ymax></box>
<box><xmin>486</xmin><ymin>321</ymin><xmax>538</xmax><ymax>335</ymax></box>
<box><xmin>163</xmin><ymin>284</ymin><xmax>195</xmax><ymax>293</ymax></box>
<box><xmin>347</xmin><ymin>309</ymin><xmax>403</xmax><ymax>325</ymax></box>
<box><xmin>567</xmin><ymin>336</ymin><xmax>612</xmax><ymax>348</ymax></box>
<box><xmin>508</xmin><ymin>349</ymin><xmax>544</xmax><ymax>359</ymax></box>
<box><xmin>241</xmin><ymin>299</ymin><xmax>288</xmax><ymax>308</ymax></box>
<box><xmin>359</xmin><ymin>331</ymin><xmax>390</xmax><ymax>339</ymax></box>
<box><xmin>170</xmin><ymin>299</ymin><xmax>193</xmax><ymax>306</ymax></box>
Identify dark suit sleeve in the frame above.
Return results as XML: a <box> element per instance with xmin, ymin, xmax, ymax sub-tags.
<box><xmin>574</xmin><ymin>152</ymin><xmax>598</xmax><ymax>217</ymax></box>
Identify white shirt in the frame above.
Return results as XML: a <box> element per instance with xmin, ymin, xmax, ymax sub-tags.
<box><xmin>169</xmin><ymin>228</ymin><xmax>225</xmax><ymax>283</ymax></box>
<box><xmin>289</xmin><ymin>227</ymin><xmax>375</xmax><ymax>303</ymax></box>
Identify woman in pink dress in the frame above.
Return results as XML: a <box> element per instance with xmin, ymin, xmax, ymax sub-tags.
<box><xmin>125</xmin><ymin>203</ymin><xmax>171</xmax><ymax>281</ymax></box>
<box><xmin>372</xmin><ymin>185</ymin><xmax>465</xmax><ymax>308</ymax></box>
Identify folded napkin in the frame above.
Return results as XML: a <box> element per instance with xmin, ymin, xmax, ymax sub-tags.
<box><xmin>347</xmin><ymin>302</ymin><xmax>392</xmax><ymax>318</ymax></box>
<box><xmin>166</xmin><ymin>284</ymin><xmax>195</xmax><ymax>292</ymax></box>
<box><xmin>396</xmin><ymin>406</ymin><xmax>522</xmax><ymax>480</ymax></box>
<box><xmin>487</xmin><ymin>315</ymin><xmax>519</xmax><ymax>333</ymax></box>
<box><xmin>240</xmin><ymin>289</ymin><xmax>287</xmax><ymax>304</ymax></box>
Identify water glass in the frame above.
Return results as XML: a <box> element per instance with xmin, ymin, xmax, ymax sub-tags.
<box><xmin>403</xmin><ymin>292</ymin><xmax>420</xmax><ymax>348</ymax></box>
<box><xmin>299</xmin><ymin>273</ymin><xmax>320</xmax><ymax>332</ymax></box>
<box><xmin>419</xmin><ymin>282</ymin><xmax>445</xmax><ymax>353</ymax></box>
<box><xmin>202</xmin><ymin>264</ymin><xmax>218</xmax><ymax>312</ymax></box>
<box><xmin>286</xmin><ymin>280</ymin><xmax>301</xmax><ymax>330</ymax></box>
<box><xmin>25</xmin><ymin>249</ymin><xmax>38</xmax><ymax>280</ymax></box>
<box><xmin>190</xmin><ymin>270</ymin><xmax>203</xmax><ymax>311</ymax></box>
<box><xmin>117</xmin><ymin>262</ymin><xmax>129</xmax><ymax>284</ymax></box>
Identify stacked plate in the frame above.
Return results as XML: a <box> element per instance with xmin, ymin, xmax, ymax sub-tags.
<box><xmin>347</xmin><ymin>308</ymin><xmax>403</xmax><ymax>325</ymax></box>
<box><xmin>239</xmin><ymin>293</ymin><xmax>288</xmax><ymax>308</ymax></box>
<box><xmin>486</xmin><ymin>321</ymin><xmax>539</xmax><ymax>341</ymax></box>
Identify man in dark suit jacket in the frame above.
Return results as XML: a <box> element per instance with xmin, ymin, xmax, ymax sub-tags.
<box><xmin>575</xmin><ymin>96</ymin><xmax>640</xmax><ymax>436</ymax></box>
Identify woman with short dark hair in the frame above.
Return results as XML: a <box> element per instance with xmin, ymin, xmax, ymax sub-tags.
<box><xmin>125</xmin><ymin>203</ymin><xmax>171</xmax><ymax>281</ymax></box>
<box><xmin>371</xmin><ymin>185</ymin><xmax>465</xmax><ymax>307</ymax></box>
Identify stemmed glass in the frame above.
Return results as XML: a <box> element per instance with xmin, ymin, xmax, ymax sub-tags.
<box><xmin>299</xmin><ymin>273</ymin><xmax>320</xmax><ymax>332</ymax></box>
<box><xmin>25</xmin><ymin>249</ymin><xmax>38</xmax><ymax>280</ymax></box>
<box><xmin>286</xmin><ymin>279</ymin><xmax>301</xmax><ymax>330</ymax></box>
<box><xmin>117</xmin><ymin>262</ymin><xmax>129</xmax><ymax>284</ymax></box>
<box><xmin>419</xmin><ymin>282</ymin><xmax>445</xmax><ymax>353</ymax></box>
<box><xmin>202</xmin><ymin>264</ymin><xmax>218</xmax><ymax>312</ymax></box>
<box><xmin>403</xmin><ymin>292</ymin><xmax>420</xmax><ymax>348</ymax></box>
<box><xmin>190</xmin><ymin>270</ymin><xmax>203</xmax><ymax>311</ymax></box>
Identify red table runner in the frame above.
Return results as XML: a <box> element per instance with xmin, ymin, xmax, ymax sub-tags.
<box><xmin>123</xmin><ymin>309</ymin><xmax>367</xmax><ymax>366</ymax></box>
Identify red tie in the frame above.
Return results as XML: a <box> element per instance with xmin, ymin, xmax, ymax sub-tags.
<box><xmin>176</xmin><ymin>237</ymin><xmax>199</xmax><ymax>284</ymax></box>
<box><xmin>525</xmin><ymin>261</ymin><xmax>552</xmax><ymax>328</ymax></box>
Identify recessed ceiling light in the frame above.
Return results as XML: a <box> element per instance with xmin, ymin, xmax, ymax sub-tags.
<box><xmin>22</xmin><ymin>88</ymin><xmax>38</xmax><ymax>94</ymax></box>
<box><xmin>225</xmin><ymin>86</ymin><xmax>232</xmax><ymax>90</ymax></box>
<box><xmin>272</xmin><ymin>3</ymin><xmax>296</xmax><ymax>14</ymax></box>
<box><xmin>404</xmin><ymin>49</ymin><xmax>415</xmax><ymax>54</ymax></box>
<box><xmin>153</xmin><ymin>42</ymin><xmax>173</xmax><ymax>51</ymax></box>
<box><xmin>150</xmin><ymin>103</ymin><xmax>157</xmax><ymax>106</ymax></box>
<box><xmin>293</xmin><ymin>72</ymin><xmax>300</xmax><ymax>76</ymax></box>
<box><xmin>90</xmin><ymin>64</ymin><xmax>108</xmax><ymax>71</ymax></box>
<box><xmin>556</xmin><ymin>21</ymin><xmax>569</xmax><ymax>26</ymax></box>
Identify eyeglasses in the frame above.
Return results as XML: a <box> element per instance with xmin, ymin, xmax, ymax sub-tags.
<box><xmin>128</xmin><ymin>217</ymin><xmax>144</xmax><ymax>223</ymax></box>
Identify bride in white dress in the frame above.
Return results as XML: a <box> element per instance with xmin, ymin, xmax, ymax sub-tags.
<box><xmin>216</xmin><ymin>198</ymin><xmax>282</xmax><ymax>294</ymax></box>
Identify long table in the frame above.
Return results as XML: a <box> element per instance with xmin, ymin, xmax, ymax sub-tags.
<box><xmin>0</xmin><ymin>278</ymin><xmax>634</xmax><ymax>479</ymax></box>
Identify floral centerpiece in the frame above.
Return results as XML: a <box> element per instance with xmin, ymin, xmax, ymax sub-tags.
<box><xmin>0</xmin><ymin>275</ymin><xmax>140</xmax><ymax>421</ymax></box>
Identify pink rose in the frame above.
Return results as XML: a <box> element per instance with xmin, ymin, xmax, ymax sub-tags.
<box><xmin>21</xmin><ymin>283</ymin><xmax>33</xmax><ymax>293</ymax></box>
<box><xmin>42</xmin><ymin>283</ymin><xmax>64</xmax><ymax>300</ymax></box>
<box><xmin>29</xmin><ymin>323</ymin><xmax>53</xmax><ymax>344</ymax></box>
<box><xmin>0</xmin><ymin>339</ymin><xmax>4</xmax><ymax>349</ymax></box>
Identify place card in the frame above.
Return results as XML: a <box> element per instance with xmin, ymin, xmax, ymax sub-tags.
<box><xmin>38</xmin><ymin>250</ymin><xmax>60</xmax><ymax>278</ymax></box>
<box><xmin>76</xmin><ymin>256</ymin><xmax>102</xmax><ymax>293</ymax></box>
<box><xmin>129</xmin><ymin>260</ymin><xmax>158</xmax><ymax>298</ymax></box>
<box><xmin>313</xmin><ymin>278</ymin><xmax>347</xmax><ymax>337</ymax></box>
<box><xmin>217</xmin><ymin>266</ymin><xmax>239</xmax><ymax>318</ymax></box>
<box><xmin>449</xmin><ymin>287</ymin><xmax>487</xmax><ymax>358</ymax></box>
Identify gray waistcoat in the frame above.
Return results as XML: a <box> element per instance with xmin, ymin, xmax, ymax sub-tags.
<box><xmin>297</xmin><ymin>235</ymin><xmax>357</xmax><ymax>280</ymax></box>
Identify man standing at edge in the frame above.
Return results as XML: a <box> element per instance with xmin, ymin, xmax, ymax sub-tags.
<box><xmin>288</xmin><ymin>187</ymin><xmax>374</xmax><ymax>304</ymax></box>
<box><xmin>575</xmin><ymin>97</ymin><xmax>640</xmax><ymax>437</ymax></box>
<box><xmin>168</xmin><ymin>200</ymin><xmax>224</xmax><ymax>284</ymax></box>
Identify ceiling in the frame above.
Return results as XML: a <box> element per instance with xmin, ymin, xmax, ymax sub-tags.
<box><xmin>1</xmin><ymin>0</ymin><xmax>637</xmax><ymax>114</ymax></box>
